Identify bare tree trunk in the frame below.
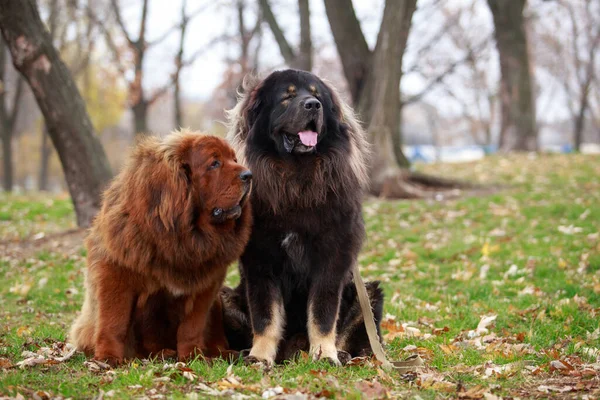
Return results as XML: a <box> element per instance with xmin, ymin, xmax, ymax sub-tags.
<box><xmin>0</xmin><ymin>38</ymin><xmax>23</xmax><ymax>192</ymax></box>
<box><xmin>297</xmin><ymin>0</ymin><xmax>312</xmax><ymax>71</ymax></box>
<box><xmin>133</xmin><ymin>98</ymin><xmax>148</xmax><ymax>136</ymax></box>
<box><xmin>174</xmin><ymin>76</ymin><xmax>182</xmax><ymax>128</ymax></box>
<box><xmin>0</xmin><ymin>0</ymin><xmax>112</xmax><ymax>226</ymax></box>
<box><xmin>174</xmin><ymin>0</ymin><xmax>188</xmax><ymax>128</ymax></box>
<box><xmin>1</xmin><ymin>120</ymin><xmax>12</xmax><ymax>191</ymax></box>
<box><xmin>323</xmin><ymin>0</ymin><xmax>371</xmax><ymax>103</ymax></box>
<box><xmin>109</xmin><ymin>0</ymin><xmax>152</xmax><ymax>137</ymax></box>
<box><xmin>361</xmin><ymin>1</ymin><xmax>416</xmax><ymax>195</ymax></box>
<box><xmin>487</xmin><ymin>0</ymin><xmax>537</xmax><ymax>151</ymax></box>
<box><xmin>38</xmin><ymin>125</ymin><xmax>51</xmax><ymax>191</ymax></box>
<box><xmin>1</xmin><ymin>38</ymin><xmax>11</xmax><ymax>192</ymax></box>
<box><xmin>238</xmin><ymin>0</ymin><xmax>250</xmax><ymax>74</ymax></box>
<box><xmin>390</xmin><ymin>103</ymin><xmax>408</xmax><ymax>167</ymax></box>
<box><xmin>574</xmin><ymin>85</ymin><xmax>590</xmax><ymax>151</ymax></box>
<box><xmin>325</xmin><ymin>0</ymin><xmax>418</xmax><ymax>196</ymax></box>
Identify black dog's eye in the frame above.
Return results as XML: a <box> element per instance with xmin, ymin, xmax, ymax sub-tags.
<box><xmin>208</xmin><ymin>160</ymin><xmax>221</xmax><ymax>170</ymax></box>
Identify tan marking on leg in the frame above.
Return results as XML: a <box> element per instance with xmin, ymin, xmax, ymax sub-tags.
<box><xmin>335</xmin><ymin>314</ymin><xmax>363</xmax><ymax>352</ymax></box>
<box><xmin>308</xmin><ymin>306</ymin><xmax>340</xmax><ymax>365</ymax></box>
<box><xmin>249</xmin><ymin>301</ymin><xmax>285</xmax><ymax>365</ymax></box>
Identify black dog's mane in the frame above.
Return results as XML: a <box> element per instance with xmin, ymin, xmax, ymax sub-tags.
<box><xmin>245</xmin><ymin>138</ymin><xmax>359</xmax><ymax>215</ymax></box>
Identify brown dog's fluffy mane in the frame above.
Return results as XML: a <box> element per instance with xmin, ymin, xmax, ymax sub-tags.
<box><xmin>70</xmin><ymin>129</ymin><xmax>251</xmax><ymax>360</ymax></box>
<box><xmin>226</xmin><ymin>74</ymin><xmax>370</xmax><ymax>213</ymax></box>
<box><xmin>90</xmin><ymin>129</ymin><xmax>250</xmax><ymax>289</ymax></box>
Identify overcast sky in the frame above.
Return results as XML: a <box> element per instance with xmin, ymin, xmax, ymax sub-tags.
<box><xmin>113</xmin><ymin>0</ymin><xmax>574</xmax><ymax>122</ymax></box>
<box><xmin>120</xmin><ymin>0</ymin><xmax>396</xmax><ymax>98</ymax></box>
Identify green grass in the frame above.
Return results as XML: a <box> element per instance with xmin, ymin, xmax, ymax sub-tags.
<box><xmin>1</xmin><ymin>153</ymin><xmax>600</xmax><ymax>398</ymax></box>
<box><xmin>0</xmin><ymin>193</ymin><xmax>75</xmax><ymax>240</ymax></box>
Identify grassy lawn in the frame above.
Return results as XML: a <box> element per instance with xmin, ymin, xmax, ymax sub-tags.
<box><xmin>1</xmin><ymin>153</ymin><xmax>599</xmax><ymax>399</ymax></box>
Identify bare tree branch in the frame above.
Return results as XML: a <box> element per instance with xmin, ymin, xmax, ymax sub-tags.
<box><xmin>297</xmin><ymin>0</ymin><xmax>312</xmax><ymax>70</ymax></box>
<box><xmin>404</xmin><ymin>35</ymin><xmax>492</xmax><ymax>105</ymax></box>
<box><xmin>109</xmin><ymin>0</ymin><xmax>134</xmax><ymax>45</ymax></box>
<box><xmin>148</xmin><ymin>34</ymin><xmax>229</xmax><ymax>106</ymax></box>
<box><xmin>86</xmin><ymin>7</ymin><xmax>128</xmax><ymax>76</ymax></box>
<box><xmin>258</xmin><ymin>0</ymin><xmax>296</xmax><ymax>65</ymax></box>
<box><xmin>138</xmin><ymin>0</ymin><xmax>149</xmax><ymax>48</ymax></box>
<box><xmin>148</xmin><ymin>2</ymin><xmax>212</xmax><ymax>47</ymax></box>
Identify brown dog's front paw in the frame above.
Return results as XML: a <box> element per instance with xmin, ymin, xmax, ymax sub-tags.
<box><xmin>151</xmin><ymin>348</ymin><xmax>177</xmax><ymax>361</ymax></box>
<box><xmin>177</xmin><ymin>344</ymin><xmax>205</xmax><ymax>362</ymax></box>
<box><xmin>93</xmin><ymin>355</ymin><xmax>122</xmax><ymax>368</ymax></box>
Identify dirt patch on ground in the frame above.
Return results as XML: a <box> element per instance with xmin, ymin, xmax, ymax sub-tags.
<box><xmin>0</xmin><ymin>229</ymin><xmax>86</xmax><ymax>260</ymax></box>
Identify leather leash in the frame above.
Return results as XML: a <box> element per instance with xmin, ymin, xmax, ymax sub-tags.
<box><xmin>352</xmin><ymin>262</ymin><xmax>425</xmax><ymax>372</ymax></box>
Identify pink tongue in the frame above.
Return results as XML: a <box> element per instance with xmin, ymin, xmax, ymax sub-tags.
<box><xmin>298</xmin><ymin>131</ymin><xmax>318</xmax><ymax>147</ymax></box>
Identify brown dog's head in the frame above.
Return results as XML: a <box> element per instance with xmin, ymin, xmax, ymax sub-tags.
<box><xmin>157</xmin><ymin>131</ymin><xmax>252</xmax><ymax>227</ymax></box>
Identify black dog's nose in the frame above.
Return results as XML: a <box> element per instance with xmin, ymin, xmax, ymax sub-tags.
<box><xmin>304</xmin><ymin>98</ymin><xmax>321</xmax><ymax>111</ymax></box>
<box><xmin>240</xmin><ymin>170</ymin><xmax>252</xmax><ymax>182</ymax></box>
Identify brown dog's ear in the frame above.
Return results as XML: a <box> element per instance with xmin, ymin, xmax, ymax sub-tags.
<box><xmin>153</xmin><ymin>130</ymin><xmax>197</xmax><ymax>232</ymax></box>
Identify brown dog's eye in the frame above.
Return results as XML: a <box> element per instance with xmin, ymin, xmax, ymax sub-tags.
<box><xmin>208</xmin><ymin>160</ymin><xmax>221</xmax><ymax>170</ymax></box>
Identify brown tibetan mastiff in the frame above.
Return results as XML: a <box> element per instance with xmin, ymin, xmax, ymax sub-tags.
<box><xmin>224</xmin><ymin>69</ymin><xmax>383</xmax><ymax>365</ymax></box>
<box><xmin>69</xmin><ymin>130</ymin><xmax>252</xmax><ymax>365</ymax></box>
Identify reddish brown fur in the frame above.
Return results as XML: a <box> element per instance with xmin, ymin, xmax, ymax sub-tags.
<box><xmin>69</xmin><ymin>130</ymin><xmax>252</xmax><ymax>365</ymax></box>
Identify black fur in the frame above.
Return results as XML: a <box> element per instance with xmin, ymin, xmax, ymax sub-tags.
<box><xmin>221</xmin><ymin>281</ymin><xmax>384</xmax><ymax>361</ymax></box>
<box><xmin>225</xmin><ymin>69</ymin><xmax>384</xmax><ymax>361</ymax></box>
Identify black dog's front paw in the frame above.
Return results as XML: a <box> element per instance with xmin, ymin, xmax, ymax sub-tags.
<box><xmin>337</xmin><ymin>350</ymin><xmax>351</xmax><ymax>366</ymax></box>
<box><xmin>242</xmin><ymin>355</ymin><xmax>272</xmax><ymax>369</ymax></box>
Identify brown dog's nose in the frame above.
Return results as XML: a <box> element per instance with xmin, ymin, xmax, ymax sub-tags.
<box><xmin>240</xmin><ymin>170</ymin><xmax>252</xmax><ymax>182</ymax></box>
<box><xmin>303</xmin><ymin>98</ymin><xmax>321</xmax><ymax>111</ymax></box>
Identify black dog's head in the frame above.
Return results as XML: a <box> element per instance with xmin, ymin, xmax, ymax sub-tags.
<box><xmin>244</xmin><ymin>70</ymin><xmax>341</xmax><ymax>156</ymax></box>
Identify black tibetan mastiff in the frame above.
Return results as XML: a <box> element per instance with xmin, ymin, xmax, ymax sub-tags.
<box><xmin>223</xmin><ymin>69</ymin><xmax>383</xmax><ymax>365</ymax></box>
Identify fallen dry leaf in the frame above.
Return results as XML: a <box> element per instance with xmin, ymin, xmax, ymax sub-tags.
<box><xmin>0</xmin><ymin>357</ymin><xmax>13</xmax><ymax>369</ymax></box>
<box><xmin>458</xmin><ymin>384</ymin><xmax>487</xmax><ymax>399</ymax></box>
<box><xmin>83</xmin><ymin>359</ymin><xmax>111</xmax><ymax>372</ymax></box>
<box><xmin>439</xmin><ymin>344</ymin><xmax>459</xmax><ymax>355</ymax></box>
<box><xmin>355</xmin><ymin>380</ymin><xmax>388</xmax><ymax>399</ymax></box>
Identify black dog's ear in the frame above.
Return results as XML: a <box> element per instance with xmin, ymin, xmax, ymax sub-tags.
<box><xmin>244</xmin><ymin>83</ymin><xmax>263</xmax><ymax>132</ymax></box>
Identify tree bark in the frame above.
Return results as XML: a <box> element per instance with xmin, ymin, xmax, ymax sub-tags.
<box><xmin>323</xmin><ymin>0</ymin><xmax>371</xmax><ymax>103</ymax></box>
<box><xmin>38</xmin><ymin>125</ymin><xmax>52</xmax><ymax>191</ymax></box>
<box><xmin>574</xmin><ymin>83</ymin><xmax>590</xmax><ymax>151</ymax></box>
<box><xmin>132</xmin><ymin>91</ymin><xmax>148</xmax><ymax>136</ymax></box>
<box><xmin>487</xmin><ymin>0</ymin><xmax>537</xmax><ymax>151</ymax></box>
<box><xmin>0</xmin><ymin>0</ymin><xmax>112</xmax><ymax>226</ymax></box>
<box><xmin>1</xmin><ymin>120</ymin><xmax>12</xmax><ymax>191</ymax></box>
<box><xmin>0</xmin><ymin>37</ymin><xmax>23</xmax><ymax>192</ymax></box>
<box><xmin>174</xmin><ymin>71</ymin><xmax>183</xmax><ymax>128</ymax></box>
